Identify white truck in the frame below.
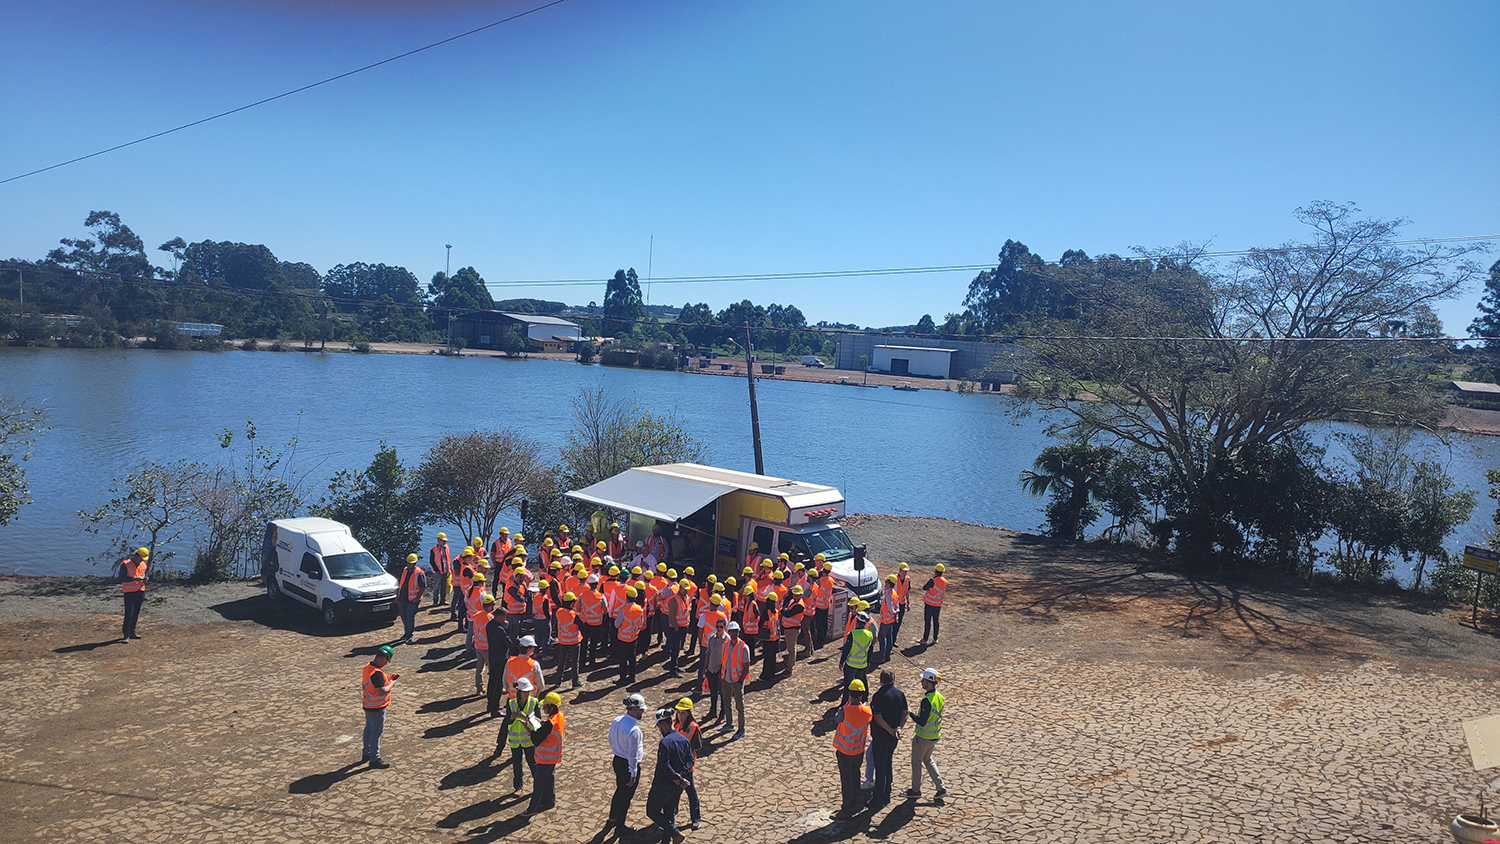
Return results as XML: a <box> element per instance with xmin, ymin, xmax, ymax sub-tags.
<box><xmin>261</xmin><ymin>517</ymin><xmax>400</xmax><ymax>627</ymax></box>
<box><xmin>800</xmin><ymin>355</ymin><xmax>826</xmax><ymax>367</ymax></box>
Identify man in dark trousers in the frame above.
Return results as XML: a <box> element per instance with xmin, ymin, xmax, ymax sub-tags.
<box><xmin>607</xmin><ymin>694</ymin><xmax>647</xmax><ymax>833</ymax></box>
<box><xmin>396</xmin><ymin>553</ymin><xmax>427</xmax><ymax>643</ymax></box>
<box><xmin>645</xmin><ymin>708</ymin><xmax>693</xmax><ymax>844</ymax></box>
<box><xmin>117</xmin><ymin>547</ymin><xmax>149</xmax><ymax>641</ymax></box>
<box><xmin>485</xmin><ymin>608</ymin><xmax>515</xmax><ymax>719</ymax></box>
<box><xmin>867</xmin><ymin>669</ymin><xmax>907</xmax><ymax>811</ymax></box>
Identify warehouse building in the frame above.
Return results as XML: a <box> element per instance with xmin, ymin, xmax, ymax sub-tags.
<box><xmin>834</xmin><ymin>332</ymin><xmax>1022</xmax><ymax>382</ymax></box>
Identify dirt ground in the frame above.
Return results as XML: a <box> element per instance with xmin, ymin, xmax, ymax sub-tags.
<box><xmin>3</xmin><ymin>515</ymin><xmax>1498</xmax><ymax>843</ymax></box>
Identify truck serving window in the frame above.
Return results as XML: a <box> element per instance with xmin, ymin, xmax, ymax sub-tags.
<box><xmin>797</xmin><ymin>527</ymin><xmax>855</xmax><ymax>561</ymax></box>
<box><xmin>323</xmin><ymin>552</ymin><xmax>384</xmax><ymax>580</ymax></box>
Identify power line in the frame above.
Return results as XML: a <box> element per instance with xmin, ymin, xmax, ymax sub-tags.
<box><xmin>5</xmin><ymin>260</ymin><xmax>1498</xmax><ymax>345</ymax></box>
<box><xmin>0</xmin><ymin>0</ymin><xmax>571</xmax><ymax>186</ymax></box>
<box><xmin>479</xmin><ymin>234</ymin><xmax>1498</xmax><ymax>288</ymax></box>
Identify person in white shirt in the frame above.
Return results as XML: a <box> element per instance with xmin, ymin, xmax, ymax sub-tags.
<box><xmin>630</xmin><ymin>540</ymin><xmax>658</xmax><ymax>572</ymax></box>
<box><xmin>607</xmin><ymin>693</ymin><xmax>647</xmax><ymax>832</ymax></box>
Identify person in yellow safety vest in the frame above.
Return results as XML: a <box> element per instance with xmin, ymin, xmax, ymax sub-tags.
<box><xmin>361</xmin><ymin>644</ymin><xmax>399</xmax><ymax>768</ymax></box>
<box><xmin>504</xmin><ymin>636</ymin><xmax>546</xmax><ymax>701</ymax></box>
<box><xmin>472</xmin><ymin>593</ymin><xmax>497</xmax><ymax>697</ymax></box>
<box><xmin>918</xmin><ymin>564</ymin><xmax>948</xmax><ymax>646</ymax></box>
<box><xmin>429</xmin><ymin>533</ymin><xmax>453</xmax><ymax>608</ymax></box>
<box><xmin>902</xmin><ymin>667</ymin><xmax>948</xmax><ymax>800</ymax></box>
<box><xmin>496</xmin><ymin>676</ymin><xmax>540</xmax><ymax>792</ymax></box>
<box><xmin>840</xmin><ymin>607</ymin><xmax>875</xmax><ymax>704</ymax></box>
<box><xmin>522</xmin><ymin>691</ymin><xmax>565</xmax><ymax>818</ymax></box>
<box><xmin>117</xmin><ymin>547</ymin><xmax>149</xmax><ymax>641</ymax></box>
<box><xmin>615</xmin><ymin>586</ymin><xmax>646</xmax><ymax>685</ymax></box>
<box><xmin>465</xmin><ymin>572</ymin><xmax>487</xmax><ymax>655</ymax></box>
<box><xmin>877</xmin><ymin>575</ymin><xmax>900</xmax><ymax>663</ymax></box>
<box><xmin>832</xmin><ymin>679</ymin><xmax>873</xmax><ymax>818</ymax></box>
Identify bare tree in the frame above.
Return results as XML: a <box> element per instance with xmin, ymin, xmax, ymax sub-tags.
<box><xmin>412</xmin><ymin>429</ymin><xmax>543</xmax><ymax>544</ymax></box>
<box><xmin>80</xmin><ymin>460</ymin><xmax>208</xmax><ymax>570</ymax></box>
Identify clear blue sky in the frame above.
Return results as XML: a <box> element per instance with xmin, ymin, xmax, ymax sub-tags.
<box><xmin>2</xmin><ymin>0</ymin><xmax>1497</xmax><ymax>330</ymax></box>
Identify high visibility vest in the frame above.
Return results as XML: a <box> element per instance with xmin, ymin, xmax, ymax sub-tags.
<box><xmin>695</xmin><ymin>587</ymin><xmax>712</xmax><ymax>615</ymax></box>
<box><xmin>535</xmin><ymin>712</ymin><xmax>565</xmax><ymax>764</ymax></box>
<box><xmin>399</xmin><ymin>565</ymin><xmax>423</xmax><ymax>601</ymax></box>
<box><xmin>747</xmin><ymin>552</ymin><xmax>766</xmax><ymax>570</ymax></box>
<box><xmin>924</xmin><ymin>576</ymin><xmax>947</xmax><ymax>607</ymax></box>
<box><xmin>723</xmin><ymin>639</ymin><xmax>751</xmax><ymax>683</ymax></box>
<box><xmin>654</xmin><ymin>583</ymin><xmax>677</xmax><ymax>614</ymax></box>
<box><xmin>762</xmin><ymin>608</ymin><xmax>780</xmax><ymax>641</ymax></box>
<box><xmin>895</xmin><ymin>573</ymin><xmax>911</xmax><ymax>605</ymax></box>
<box><xmin>503</xmin><ymin>655</ymin><xmax>540</xmax><ymax>698</ymax></box>
<box><xmin>362</xmin><ymin>663</ymin><xmax>391</xmax><ymax>710</ymax></box>
<box><xmin>675</xmin><ymin>720</ymin><xmax>700</xmax><ymax>770</ymax></box>
<box><xmin>506</xmin><ymin>696</ymin><xmax>539</xmax><ymax>748</ymax></box>
<box><xmin>556</xmin><ymin>607</ymin><xmax>582</xmax><ymax>645</ymax></box>
<box><xmin>120</xmin><ymin>558</ymin><xmax>147</xmax><ymax>593</ymax></box>
<box><xmin>608</xmin><ymin>538</ymin><xmax>626</xmax><ymax>559</ymax></box>
<box><xmin>503</xmin><ymin>582</ymin><xmax>528</xmax><ymax>615</ymax></box>
<box><xmin>814</xmin><ymin>576</ymin><xmax>834</xmax><ymax>609</ymax></box>
<box><xmin>782</xmin><ymin>600</ymin><xmax>805</xmax><ymax>627</ymax></box>
<box><xmin>668</xmin><ymin>594</ymin><xmax>690</xmax><ymax>628</ymax></box>
<box><xmin>647</xmin><ymin>536</ymin><xmax>667</xmax><ymax>562</ymax></box>
<box><xmin>617</xmin><ymin>604</ymin><xmax>646</xmax><ymax>642</ymax></box>
<box><xmin>880</xmin><ymin>591</ymin><xmax>898</xmax><ymax>624</ymax></box>
<box><xmin>472</xmin><ymin>611</ymin><xmax>494</xmax><ymax>650</ymax></box>
<box><xmin>494</xmin><ymin>538</ymin><xmax>512</xmax><ymax>560</ymax></box>
<box><xmin>845</xmin><ymin>628</ymin><xmax>874</xmax><ymax>669</ymax></box>
<box><xmin>430</xmin><ymin>543</ymin><xmax>452</xmax><ymax>575</ymax></box>
<box><xmin>914</xmin><ymin>691</ymin><xmax>945</xmax><ymax>742</ymax></box>
<box><xmin>700</xmin><ymin>609</ymin><xmax>726</xmax><ymax>634</ymax></box>
<box><xmin>754</xmin><ymin>577</ymin><xmax>774</xmax><ymax>600</ymax></box>
<box><xmin>455</xmin><ymin>564</ymin><xmax>473</xmax><ymax>592</ymax></box>
<box><xmin>577</xmin><ymin>590</ymin><xmax>606</xmax><ymax>626</ymax></box>
<box><xmin>742</xmin><ymin>602</ymin><xmax>760</xmax><ymax>636</ymax></box>
<box><xmin>833</xmin><ymin>704</ymin><xmax>871</xmax><ymax>755</ymax></box>
<box><xmin>466</xmin><ymin>584</ymin><xmax>485</xmax><ymax>619</ymax></box>
<box><xmin>531</xmin><ymin>591</ymin><xmax>549</xmax><ymax>620</ymax></box>
<box><xmin>602</xmin><ymin>581</ymin><xmax>625</xmax><ymax>616</ymax></box>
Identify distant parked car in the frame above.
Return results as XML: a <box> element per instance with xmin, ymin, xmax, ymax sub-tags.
<box><xmin>866</xmin><ymin>366</ymin><xmax>883</xmax><ymax>373</ymax></box>
<box><xmin>800</xmin><ymin>355</ymin><xmax>826</xmax><ymax>368</ymax></box>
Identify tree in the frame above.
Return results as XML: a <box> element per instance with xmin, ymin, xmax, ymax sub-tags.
<box><xmin>46</xmin><ymin>211</ymin><xmax>153</xmax><ymax>278</ymax></box>
<box><xmin>602</xmin><ymin>269</ymin><xmax>644</xmax><ymax>334</ymax></box>
<box><xmin>312</xmin><ymin>444</ymin><xmax>420</xmax><ymax>570</ymax></box>
<box><xmin>412</xmin><ymin>430</ymin><xmax>544</xmax><ymax>544</ymax></box>
<box><xmin>205</xmin><ymin>420</ymin><xmax>310</xmax><ymax>580</ymax></box>
<box><xmin>323</xmin><ymin>262</ymin><xmax>422</xmax><ymax>304</ymax></box>
<box><xmin>180</xmin><ymin>241</ymin><xmax>287</xmax><ymax>290</ymax></box>
<box><xmin>1015</xmin><ymin>202</ymin><xmax>1486</xmax><ymax>562</ymax></box>
<box><xmin>0</xmin><ymin>397</ymin><xmax>46</xmax><ymax>526</ymax></box>
<box><xmin>429</xmin><ymin>266</ymin><xmax>495</xmax><ymax>312</ymax></box>
<box><xmin>914</xmin><ymin>314</ymin><xmax>936</xmax><ymax>334</ymax></box>
<box><xmin>80</xmin><ymin>460</ymin><xmax>208</xmax><ymax>569</ymax></box>
<box><xmin>1020</xmin><ymin>442</ymin><xmax>1117</xmax><ymax>540</ymax></box>
<box><xmin>1472</xmin><ymin>259</ymin><xmax>1500</xmax><ymax>348</ymax></box>
<box><xmin>962</xmin><ymin>240</ymin><xmax>1078</xmax><ymax>334</ymax></box>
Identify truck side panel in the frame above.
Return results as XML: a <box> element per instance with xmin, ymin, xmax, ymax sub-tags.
<box><xmin>713</xmin><ymin>490</ymin><xmax>789</xmax><ymax>575</ymax></box>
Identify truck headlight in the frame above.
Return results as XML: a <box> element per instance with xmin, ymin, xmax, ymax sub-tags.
<box><xmin>341</xmin><ymin>587</ymin><xmax>363</xmax><ymax>600</ymax></box>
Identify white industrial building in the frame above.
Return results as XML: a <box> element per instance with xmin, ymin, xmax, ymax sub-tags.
<box><xmin>871</xmin><ymin>344</ymin><xmax>957</xmax><ymax>378</ymax></box>
<box><xmin>500</xmin><ymin>313</ymin><xmax>582</xmax><ymax>343</ymax></box>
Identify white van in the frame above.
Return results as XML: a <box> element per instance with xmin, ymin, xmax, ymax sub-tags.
<box><xmin>261</xmin><ymin>517</ymin><xmax>400</xmax><ymax>627</ymax></box>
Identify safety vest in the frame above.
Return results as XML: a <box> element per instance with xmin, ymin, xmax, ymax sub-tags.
<box><xmin>880</xmin><ymin>591</ymin><xmax>898</xmax><ymax>624</ymax></box>
<box><xmin>914</xmin><ymin>691</ymin><xmax>945</xmax><ymax>741</ymax></box>
<box><xmin>556</xmin><ymin>607</ymin><xmax>582</xmax><ymax>645</ymax></box>
<box><xmin>754</xmin><ymin>577</ymin><xmax>774</xmax><ymax>600</ymax></box>
<box><xmin>602</xmin><ymin>581</ymin><xmax>625</xmax><ymax>616</ymax></box>
<box><xmin>814</xmin><ymin>576</ymin><xmax>834</xmax><ymax>609</ymax></box>
<box><xmin>608</xmin><ymin>537</ymin><xmax>626</xmax><ymax>559</ymax></box>
<box><xmin>895</xmin><ymin>573</ymin><xmax>911</xmax><ymax>605</ymax></box>
<box><xmin>833</xmin><ymin>704</ymin><xmax>872</xmax><ymax>755</ymax></box>
<box><xmin>120</xmin><ymin>558</ymin><xmax>147</xmax><ymax>593</ymax></box>
<box><xmin>455</xmin><ymin>564</ymin><xmax>473</xmax><ymax>592</ymax></box>
<box><xmin>472</xmin><ymin>610</ymin><xmax>493</xmax><ymax>649</ymax></box>
<box><xmin>723</xmin><ymin>639</ymin><xmax>751</xmax><ymax>683</ymax></box>
<box><xmin>576</xmin><ymin>589</ymin><xmax>606</xmax><ymax>626</ymax></box>
<box><xmin>668</xmin><ymin>593</ymin><xmax>691</xmax><ymax>628</ymax></box>
<box><xmin>430</xmin><ymin>543</ymin><xmax>452</xmax><ymax>575</ymax></box>
<box><xmin>924</xmin><ymin>576</ymin><xmax>947</xmax><ymax>607</ymax></box>
<box><xmin>845</xmin><ymin>628</ymin><xmax>874</xmax><ymax>669</ymax></box>
<box><xmin>466</xmin><ymin>584</ymin><xmax>485</xmax><ymax>619</ymax></box>
<box><xmin>782</xmin><ymin>600</ymin><xmax>805</xmax><ymax>627</ymax></box>
<box><xmin>747</xmin><ymin>552</ymin><xmax>766</xmax><ymax>570</ymax></box>
<box><xmin>494</xmin><ymin>538</ymin><xmax>512</xmax><ymax>560</ymax></box>
<box><xmin>647</xmin><ymin>536</ymin><xmax>667</xmax><ymax>562</ymax></box>
<box><xmin>535</xmin><ymin>712</ymin><xmax>565</xmax><ymax>764</ymax></box>
<box><xmin>617</xmin><ymin>604</ymin><xmax>646</xmax><ymax>642</ymax></box>
<box><xmin>531</xmin><ymin>591</ymin><xmax>549</xmax><ymax>620</ymax></box>
<box><xmin>700</xmin><ymin>609</ymin><xmax>726</xmax><ymax>634</ymax></box>
<box><xmin>399</xmin><ymin>565</ymin><xmax>423</xmax><ymax>602</ymax></box>
<box><xmin>503</xmin><ymin>655</ymin><xmax>540</xmax><ymax>698</ymax></box>
<box><xmin>675</xmin><ymin>720</ymin><xmax>700</xmax><ymax>770</ymax></box>
<box><xmin>506</xmin><ymin>695</ymin><xmax>539</xmax><ymax>747</ymax></box>
<box><xmin>762</xmin><ymin>608</ymin><xmax>780</xmax><ymax>641</ymax></box>
<box><xmin>362</xmin><ymin>663</ymin><xmax>391</xmax><ymax>710</ymax></box>
<box><xmin>503</xmin><ymin>582</ymin><xmax>528</xmax><ymax>615</ymax></box>
<box><xmin>742</xmin><ymin>602</ymin><xmax>760</xmax><ymax>636</ymax></box>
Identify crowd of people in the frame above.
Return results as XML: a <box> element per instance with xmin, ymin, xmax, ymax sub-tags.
<box><xmin>351</xmin><ymin>522</ymin><xmax>953</xmax><ymax>839</ymax></box>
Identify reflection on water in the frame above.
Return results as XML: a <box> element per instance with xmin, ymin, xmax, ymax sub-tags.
<box><xmin>0</xmin><ymin>347</ymin><xmax>1495</xmax><ymax>579</ymax></box>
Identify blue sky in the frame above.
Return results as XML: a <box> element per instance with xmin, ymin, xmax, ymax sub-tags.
<box><xmin>2</xmin><ymin>0</ymin><xmax>1497</xmax><ymax>330</ymax></box>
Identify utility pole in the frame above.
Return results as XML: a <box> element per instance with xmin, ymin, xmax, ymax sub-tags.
<box><xmin>16</xmin><ymin>267</ymin><xmax>20</xmax><ymax>308</ymax></box>
<box><xmin>745</xmin><ymin>326</ymin><xmax>765</xmax><ymax>475</ymax></box>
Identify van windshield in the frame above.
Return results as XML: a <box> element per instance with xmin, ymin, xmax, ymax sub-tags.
<box><xmin>796</xmin><ymin>527</ymin><xmax>855</xmax><ymax>561</ymax></box>
<box><xmin>323</xmin><ymin>552</ymin><xmax>385</xmax><ymax>580</ymax></box>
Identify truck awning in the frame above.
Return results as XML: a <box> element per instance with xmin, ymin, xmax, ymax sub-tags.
<box><xmin>565</xmin><ymin>469</ymin><xmax>727</xmax><ymax>523</ymax></box>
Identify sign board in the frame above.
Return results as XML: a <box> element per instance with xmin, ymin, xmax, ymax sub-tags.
<box><xmin>1464</xmin><ymin>545</ymin><xmax>1500</xmax><ymax>575</ymax></box>
<box><xmin>717</xmin><ymin>536</ymin><xmax>738</xmax><ymax>558</ymax></box>
<box><xmin>1463</xmin><ymin>714</ymin><xmax>1500</xmax><ymax>770</ymax></box>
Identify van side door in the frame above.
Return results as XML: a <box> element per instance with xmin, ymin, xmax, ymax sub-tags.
<box><xmin>286</xmin><ymin>552</ymin><xmax>323</xmax><ymax>605</ymax></box>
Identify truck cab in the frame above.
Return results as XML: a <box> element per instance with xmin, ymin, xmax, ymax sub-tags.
<box><xmin>743</xmin><ymin>519</ymin><xmax>880</xmax><ymax>605</ymax></box>
<box><xmin>261</xmin><ymin>517</ymin><xmax>399</xmax><ymax>627</ymax></box>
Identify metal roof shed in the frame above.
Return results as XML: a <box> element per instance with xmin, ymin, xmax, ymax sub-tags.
<box><xmin>566</xmin><ymin>469</ymin><xmax>727</xmax><ymax>523</ymax></box>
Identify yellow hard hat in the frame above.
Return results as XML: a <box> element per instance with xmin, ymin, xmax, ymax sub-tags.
<box><xmin>608</xmin><ymin>565</ymin><xmax>621</xmax><ymax>576</ymax></box>
<box><xmin>742</xmin><ymin>566</ymin><xmax>753</xmax><ymax>575</ymax></box>
<box><xmin>713</xmin><ymin>583</ymin><xmax>725</xmax><ymax>592</ymax></box>
<box><xmin>514</xmin><ymin>533</ymin><xmax>525</xmax><ymax>541</ymax></box>
<box><xmin>748</xmin><ymin>542</ymin><xmax>759</xmax><ymax>551</ymax></box>
<box><xmin>481</xmin><ymin>593</ymin><xmax>496</xmax><ymax>604</ymax></box>
<box><xmin>899</xmin><ymin>562</ymin><xmax>910</xmax><ymax>571</ymax></box>
<box><xmin>543</xmin><ymin>538</ymin><xmax>554</xmax><ymax>547</ymax></box>
<box><xmin>572</xmin><ymin>553</ymin><xmax>584</xmax><ymax>561</ymax></box>
<box><xmin>772</xmin><ymin>571</ymin><xmax>784</xmax><ymax>580</ymax></box>
<box><xmin>847</xmin><ymin>679</ymin><xmax>866</xmax><ymax>693</ymax></box>
<box><xmin>563</xmin><ymin>591</ymin><xmax>577</xmax><ymax>602</ymax></box>
<box><xmin>683</xmin><ymin>567</ymin><xmax>695</xmax><ymax>576</ymax></box>
<box><xmin>559</xmin><ymin>525</ymin><xmax>570</xmax><ymax>532</ymax></box>
<box><xmin>536</xmin><ymin>579</ymin><xmax>548</xmax><ymax>589</ymax></box>
<box><xmin>792</xmin><ymin>585</ymin><xmax>804</xmax><ymax>595</ymax></box>
<box><xmin>499</xmin><ymin>527</ymin><xmax>510</xmax><ymax>534</ymax></box>
<box><xmin>610</xmin><ymin>522</ymin><xmax>619</xmax><ymax>529</ymax></box>
<box><xmin>631</xmin><ymin>566</ymin><xmax>643</xmax><ymax>575</ymax></box>
<box><xmin>742</xmin><ymin>585</ymin><xmax>754</xmax><ymax>595</ymax></box>
<box><xmin>436</xmin><ymin>532</ymin><xmax>447</xmax><ymax>540</ymax></box>
<box><xmin>462</xmin><ymin>546</ymin><xmax>475</xmax><ymax>556</ymax></box>
<box><xmin>710</xmin><ymin>594</ymin><xmax>723</xmax><ymax>605</ymax></box>
<box><xmin>591</xmin><ymin>556</ymin><xmax>602</xmax><ymax>566</ymax></box>
<box><xmin>513</xmin><ymin>562</ymin><xmax>525</xmax><ymax>570</ymax></box>
<box><xmin>674</xmin><ymin>697</ymin><xmax>694</xmax><ymax>711</ymax></box>
<box><xmin>822</xmin><ymin>562</ymin><xmax>833</xmax><ymax>571</ymax></box>
<box><xmin>778</xmin><ymin>553</ymin><xmax>790</xmax><ymax>561</ymax></box>
<box><xmin>678</xmin><ymin>579</ymin><xmax>690</xmax><ymax>588</ymax></box>
<box><xmin>935</xmin><ymin>564</ymin><xmax>946</xmax><ymax>573</ymax></box>
<box><xmin>667</xmin><ymin>569</ymin><xmax>679</xmax><ymax>579</ymax></box>
<box><xmin>656</xmin><ymin>563</ymin><xmax>668</xmax><ymax>573</ymax></box>
<box><xmin>473</xmin><ymin>572</ymin><xmax>486</xmax><ymax>582</ymax></box>
<box><xmin>473</xmin><ymin>537</ymin><xmax>483</xmax><ymax>546</ymax></box>
<box><xmin>766</xmin><ymin>592</ymin><xmax>779</xmax><ymax>603</ymax></box>
<box><xmin>550</xmin><ymin>561</ymin><xmax>562</xmax><ymax>570</ymax></box>
<box><xmin>542</xmin><ymin>692</ymin><xmax>562</xmax><ymax>707</ymax></box>
<box><xmin>598</xmin><ymin>541</ymin><xmax>608</xmax><ymax>550</ymax></box>
<box><xmin>135</xmin><ymin>547</ymin><xmax>150</xmax><ymax>558</ymax></box>
<box><xmin>572</xmin><ymin>544</ymin><xmax>583</xmax><ymax>553</ymax></box>
<box><xmin>707</xmin><ymin>574</ymin><xmax>718</xmax><ymax>584</ymax></box>
<box><xmin>885</xmin><ymin>574</ymin><xmax>898</xmax><ymax>584</ymax></box>
<box><xmin>625</xmin><ymin>586</ymin><xmax>639</xmax><ymax>598</ymax></box>
<box><xmin>726</xmin><ymin>577</ymin><xmax>737</xmax><ymax>587</ymax></box>
<box><xmin>794</xmin><ymin>563</ymin><xmax>805</xmax><ymax>571</ymax></box>
<box><xmin>406</xmin><ymin>553</ymin><xmax>419</xmax><ymax>563</ymax></box>
<box><xmin>814</xmin><ymin>553</ymin><xmax>826</xmax><ymax>562</ymax></box>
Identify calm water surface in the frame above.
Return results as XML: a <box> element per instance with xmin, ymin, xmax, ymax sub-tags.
<box><xmin>0</xmin><ymin>347</ymin><xmax>1495</xmax><ymax>579</ymax></box>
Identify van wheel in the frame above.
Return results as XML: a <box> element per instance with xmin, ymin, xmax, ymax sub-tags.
<box><xmin>266</xmin><ymin>578</ymin><xmax>281</xmax><ymax>604</ymax></box>
<box><xmin>322</xmin><ymin>601</ymin><xmax>338</xmax><ymax>627</ymax></box>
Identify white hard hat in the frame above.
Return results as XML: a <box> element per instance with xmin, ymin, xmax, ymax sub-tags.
<box><xmin>587</xmin><ymin>574</ymin><xmax>599</xmax><ymax>584</ymax></box>
<box><xmin>727</xmin><ymin>621</ymin><xmax>741</xmax><ymax>631</ymax></box>
<box><xmin>623</xmin><ymin>693</ymin><xmax>646</xmax><ymax>710</ymax></box>
<box><xmin>921</xmin><ymin>667</ymin><xmax>942</xmax><ymax>683</ymax></box>
<box><xmin>513</xmin><ymin>677</ymin><xmax>534</xmax><ymax>692</ymax></box>
<box><xmin>519</xmin><ymin>635</ymin><xmax>537</xmax><ymax>648</ymax></box>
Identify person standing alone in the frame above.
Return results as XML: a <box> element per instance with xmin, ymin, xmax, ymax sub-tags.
<box><xmin>429</xmin><ymin>533</ymin><xmax>452</xmax><ymax>608</ymax></box>
<box><xmin>361</xmin><ymin>645</ymin><xmax>399</xmax><ymax>768</ymax></box>
<box><xmin>117</xmin><ymin>547</ymin><xmax>149</xmax><ymax>641</ymax></box>
<box><xmin>396</xmin><ymin>553</ymin><xmax>427</xmax><ymax>643</ymax></box>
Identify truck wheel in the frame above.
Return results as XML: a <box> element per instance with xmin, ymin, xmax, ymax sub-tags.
<box><xmin>266</xmin><ymin>578</ymin><xmax>281</xmax><ymax>604</ymax></box>
<box><xmin>322</xmin><ymin>601</ymin><xmax>339</xmax><ymax>627</ymax></box>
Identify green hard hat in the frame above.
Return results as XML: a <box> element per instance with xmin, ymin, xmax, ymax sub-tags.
<box><xmin>377</xmin><ymin>645</ymin><xmax>394</xmax><ymax>659</ymax></box>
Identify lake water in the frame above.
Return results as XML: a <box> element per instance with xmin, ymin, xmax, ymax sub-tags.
<box><xmin>0</xmin><ymin>347</ymin><xmax>1495</xmax><ymax>580</ymax></box>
